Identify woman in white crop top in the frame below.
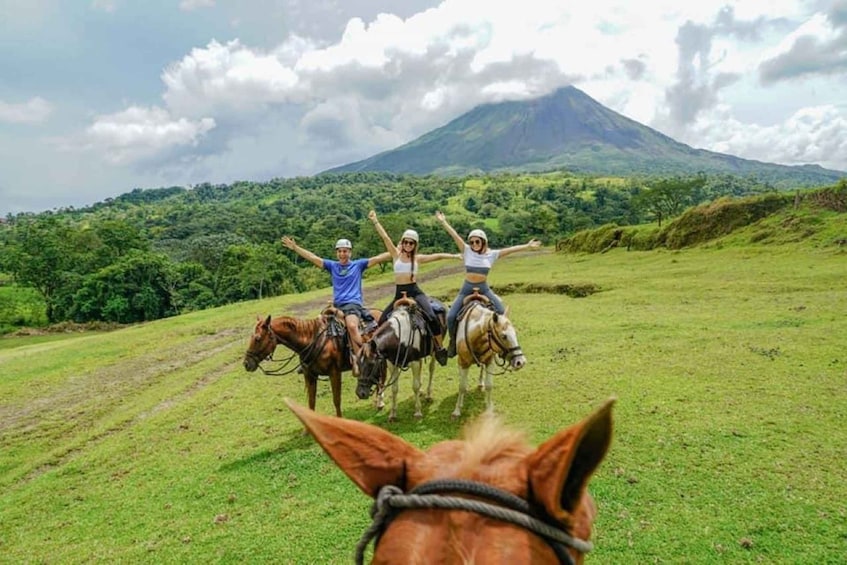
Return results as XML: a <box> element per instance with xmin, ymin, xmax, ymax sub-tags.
<box><xmin>435</xmin><ymin>210</ymin><xmax>541</xmax><ymax>357</ymax></box>
<box><xmin>368</xmin><ymin>210</ymin><xmax>458</xmax><ymax>365</ymax></box>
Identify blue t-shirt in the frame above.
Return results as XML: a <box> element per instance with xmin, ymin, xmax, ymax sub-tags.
<box><xmin>323</xmin><ymin>258</ymin><xmax>370</xmax><ymax>306</ymax></box>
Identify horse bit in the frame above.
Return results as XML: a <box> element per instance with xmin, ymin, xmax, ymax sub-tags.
<box><xmin>355</xmin><ymin>479</ymin><xmax>593</xmax><ymax>565</ymax></box>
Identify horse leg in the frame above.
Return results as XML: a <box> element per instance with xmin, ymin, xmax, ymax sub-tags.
<box><xmin>375</xmin><ymin>384</ymin><xmax>385</xmax><ymax>411</ymax></box>
<box><xmin>388</xmin><ymin>365</ymin><xmax>401</xmax><ymax>423</ymax></box>
<box><xmin>302</xmin><ymin>374</ymin><xmax>318</xmax><ymax>435</ymax></box>
<box><xmin>412</xmin><ymin>361</ymin><xmax>423</xmax><ymax>419</ymax></box>
<box><xmin>481</xmin><ymin>363</ymin><xmax>495</xmax><ymax>413</ymax></box>
<box><xmin>304</xmin><ymin>374</ymin><xmax>317</xmax><ymax>412</ymax></box>
<box><xmin>478</xmin><ymin>365</ymin><xmax>485</xmax><ymax>391</ymax></box>
<box><xmin>330</xmin><ymin>370</ymin><xmax>343</xmax><ymax>418</ymax></box>
<box><xmin>451</xmin><ymin>365</ymin><xmax>470</xmax><ymax>420</ymax></box>
<box><xmin>425</xmin><ymin>355</ymin><xmax>435</xmax><ymax>403</ymax></box>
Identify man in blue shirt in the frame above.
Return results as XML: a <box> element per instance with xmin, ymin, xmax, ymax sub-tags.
<box><xmin>281</xmin><ymin>236</ymin><xmax>389</xmax><ymax>375</ymax></box>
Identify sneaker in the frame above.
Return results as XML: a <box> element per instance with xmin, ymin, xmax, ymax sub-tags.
<box><xmin>447</xmin><ymin>341</ymin><xmax>457</xmax><ymax>358</ymax></box>
<box><xmin>435</xmin><ymin>348</ymin><xmax>448</xmax><ymax>366</ymax></box>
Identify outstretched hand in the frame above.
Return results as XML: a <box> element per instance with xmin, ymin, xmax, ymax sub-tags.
<box><xmin>368</xmin><ymin>210</ymin><xmax>378</xmax><ymax>223</ymax></box>
<box><xmin>527</xmin><ymin>239</ymin><xmax>542</xmax><ymax>248</ymax></box>
<box><xmin>435</xmin><ymin>210</ymin><xmax>445</xmax><ymax>223</ymax></box>
<box><xmin>281</xmin><ymin>236</ymin><xmax>296</xmax><ymax>249</ymax></box>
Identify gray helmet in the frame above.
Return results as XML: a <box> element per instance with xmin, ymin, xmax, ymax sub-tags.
<box><xmin>335</xmin><ymin>238</ymin><xmax>352</xmax><ymax>249</ymax></box>
<box><xmin>468</xmin><ymin>229</ymin><xmax>488</xmax><ymax>243</ymax></box>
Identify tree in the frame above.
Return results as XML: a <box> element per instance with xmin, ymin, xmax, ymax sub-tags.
<box><xmin>634</xmin><ymin>175</ymin><xmax>707</xmax><ymax>226</ymax></box>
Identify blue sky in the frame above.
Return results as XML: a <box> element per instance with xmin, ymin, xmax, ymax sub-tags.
<box><xmin>2</xmin><ymin>0</ymin><xmax>845</xmax><ymax>216</ymax></box>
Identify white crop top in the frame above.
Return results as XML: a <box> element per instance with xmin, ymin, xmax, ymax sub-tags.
<box><xmin>394</xmin><ymin>258</ymin><xmax>418</xmax><ymax>275</ymax></box>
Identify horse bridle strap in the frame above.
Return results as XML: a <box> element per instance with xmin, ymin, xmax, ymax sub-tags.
<box><xmin>355</xmin><ymin>479</ymin><xmax>592</xmax><ymax>565</ymax></box>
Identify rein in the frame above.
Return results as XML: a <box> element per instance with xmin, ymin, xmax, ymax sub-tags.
<box><xmin>355</xmin><ymin>479</ymin><xmax>592</xmax><ymax>565</ymax></box>
<box><xmin>460</xmin><ymin>302</ymin><xmax>523</xmax><ymax>371</ymax></box>
<box><xmin>361</xmin><ymin>307</ymin><xmax>425</xmax><ymax>395</ymax></box>
<box><xmin>252</xmin><ymin>322</ymin><xmax>334</xmax><ymax>376</ymax></box>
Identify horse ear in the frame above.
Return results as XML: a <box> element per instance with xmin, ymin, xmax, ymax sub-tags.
<box><xmin>526</xmin><ymin>399</ymin><xmax>615</xmax><ymax>520</ymax></box>
<box><xmin>285</xmin><ymin>399</ymin><xmax>423</xmax><ymax>497</ymax></box>
<box><xmin>503</xmin><ymin>305</ymin><xmax>511</xmax><ymax>317</ymax></box>
<box><xmin>263</xmin><ymin>314</ymin><xmax>272</xmax><ymax>327</ymax></box>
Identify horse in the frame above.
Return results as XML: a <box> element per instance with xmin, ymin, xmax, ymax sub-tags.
<box><xmin>355</xmin><ymin>296</ymin><xmax>446</xmax><ymax>422</ymax></box>
<box><xmin>451</xmin><ymin>292</ymin><xmax>527</xmax><ymax>419</ymax></box>
<box><xmin>242</xmin><ymin>306</ymin><xmax>383</xmax><ymax>418</ymax></box>
<box><xmin>286</xmin><ymin>397</ymin><xmax>615</xmax><ymax>564</ymax></box>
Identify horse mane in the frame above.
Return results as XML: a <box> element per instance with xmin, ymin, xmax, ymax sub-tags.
<box><xmin>274</xmin><ymin>315</ymin><xmax>324</xmax><ymax>336</ymax></box>
<box><xmin>455</xmin><ymin>412</ymin><xmax>533</xmax><ymax>475</ymax></box>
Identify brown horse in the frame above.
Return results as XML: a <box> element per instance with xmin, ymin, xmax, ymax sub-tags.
<box><xmin>287</xmin><ymin>397</ymin><xmax>614</xmax><ymax>564</ymax></box>
<box><xmin>452</xmin><ymin>295</ymin><xmax>526</xmax><ymax>418</ymax></box>
<box><xmin>355</xmin><ymin>297</ymin><xmax>446</xmax><ymax>421</ymax></box>
<box><xmin>243</xmin><ymin>308</ymin><xmax>382</xmax><ymax>417</ymax></box>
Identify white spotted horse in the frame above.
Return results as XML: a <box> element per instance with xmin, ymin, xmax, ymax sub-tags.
<box><xmin>356</xmin><ymin>293</ymin><xmax>447</xmax><ymax>422</ymax></box>
<box><xmin>451</xmin><ymin>289</ymin><xmax>526</xmax><ymax>419</ymax></box>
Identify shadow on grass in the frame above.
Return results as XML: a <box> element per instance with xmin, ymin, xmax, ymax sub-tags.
<box><xmin>219</xmin><ymin>384</ymin><xmax>493</xmax><ymax>474</ymax></box>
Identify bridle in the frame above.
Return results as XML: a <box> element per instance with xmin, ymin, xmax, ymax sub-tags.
<box><xmin>355</xmin><ymin>479</ymin><xmax>592</xmax><ymax>565</ymax></box>
<box><xmin>246</xmin><ymin>321</ymin><xmax>334</xmax><ymax>376</ymax></box>
<box><xmin>460</xmin><ymin>302</ymin><xmax>524</xmax><ymax>370</ymax></box>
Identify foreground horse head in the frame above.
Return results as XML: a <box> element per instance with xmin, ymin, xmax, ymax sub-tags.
<box><xmin>356</xmin><ymin>302</ymin><xmax>444</xmax><ymax>421</ymax></box>
<box><xmin>287</xmin><ymin>397</ymin><xmax>614</xmax><ymax>564</ymax></box>
<box><xmin>452</xmin><ymin>302</ymin><xmax>526</xmax><ymax>418</ymax></box>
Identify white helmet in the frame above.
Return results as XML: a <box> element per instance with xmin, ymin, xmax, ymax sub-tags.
<box><xmin>335</xmin><ymin>238</ymin><xmax>352</xmax><ymax>250</ymax></box>
<box><xmin>401</xmin><ymin>229</ymin><xmax>419</xmax><ymax>243</ymax></box>
<box><xmin>468</xmin><ymin>229</ymin><xmax>488</xmax><ymax>243</ymax></box>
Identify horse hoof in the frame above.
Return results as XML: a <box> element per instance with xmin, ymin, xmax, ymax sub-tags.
<box><xmin>451</xmin><ymin>412</ymin><xmax>461</xmax><ymax>420</ymax></box>
<box><xmin>414</xmin><ymin>412</ymin><xmax>423</xmax><ymax>420</ymax></box>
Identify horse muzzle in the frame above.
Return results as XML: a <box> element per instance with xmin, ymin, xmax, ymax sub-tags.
<box><xmin>243</xmin><ymin>355</ymin><xmax>259</xmax><ymax>372</ymax></box>
<box><xmin>510</xmin><ymin>354</ymin><xmax>527</xmax><ymax>370</ymax></box>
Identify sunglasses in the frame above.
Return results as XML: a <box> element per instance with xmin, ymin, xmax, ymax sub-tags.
<box><xmin>469</xmin><ymin>238</ymin><xmax>483</xmax><ymax>245</ymax></box>
<box><xmin>401</xmin><ymin>239</ymin><xmax>417</xmax><ymax>246</ymax></box>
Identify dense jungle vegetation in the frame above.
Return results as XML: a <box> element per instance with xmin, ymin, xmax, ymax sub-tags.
<box><xmin>0</xmin><ymin>170</ymin><xmax>841</xmax><ymax>333</ymax></box>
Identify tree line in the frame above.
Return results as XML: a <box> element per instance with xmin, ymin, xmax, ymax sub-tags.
<box><xmin>0</xmin><ymin>171</ymin><xmax>780</xmax><ymax>330</ymax></box>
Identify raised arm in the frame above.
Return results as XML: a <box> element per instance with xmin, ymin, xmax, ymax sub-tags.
<box><xmin>281</xmin><ymin>236</ymin><xmax>324</xmax><ymax>268</ymax></box>
<box><xmin>497</xmin><ymin>238</ymin><xmax>543</xmax><ymax>258</ymax></box>
<box><xmin>417</xmin><ymin>252</ymin><xmax>461</xmax><ymax>265</ymax></box>
<box><xmin>368</xmin><ymin>210</ymin><xmax>399</xmax><ymax>259</ymax></box>
<box><xmin>366</xmin><ymin>251</ymin><xmax>392</xmax><ymax>268</ymax></box>
<box><xmin>435</xmin><ymin>211</ymin><xmax>465</xmax><ymax>252</ymax></box>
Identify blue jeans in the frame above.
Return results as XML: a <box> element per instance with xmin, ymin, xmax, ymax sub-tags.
<box><xmin>447</xmin><ymin>281</ymin><xmax>504</xmax><ymax>340</ymax></box>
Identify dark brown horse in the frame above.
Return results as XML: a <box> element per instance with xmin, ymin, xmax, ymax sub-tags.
<box><xmin>243</xmin><ymin>308</ymin><xmax>382</xmax><ymax>417</ymax></box>
<box><xmin>287</xmin><ymin>397</ymin><xmax>614</xmax><ymax>564</ymax></box>
<box><xmin>355</xmin><ymin>297</ymin><xmax>446</xmax><ymax>421</ymax></box>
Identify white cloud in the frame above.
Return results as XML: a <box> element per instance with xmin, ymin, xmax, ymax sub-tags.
<box><xmin>691</xmin><ymin>103</ymin><xmax>847</xmax><ymax>171</ymax></box>
<box><xmin>162</xmin><ymin>39</ymin><xmax>302</xmax><ymax>118</ymax></box>
<box><xmin>0</xmin><ymin>97</ymin><xmax>53</xmax><ymax>124</ymax></box>
<box><xmin>90</xmin><ymin>0</ymin><xmax>116</xmax><ymax>13</ymax></box>
<box><xmin>180</xmin><ymin>0</ymin><xmax>215</xmax><ymax>12</ymax></box>
<box><xmin>83</xmin><ymin>106</ymin><xmax>215</xmax><ymax>164</ymax></box>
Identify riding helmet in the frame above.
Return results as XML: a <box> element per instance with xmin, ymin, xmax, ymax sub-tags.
<box><xmin>468</xmin><ymin>229</ymin><xmax>488</xmax><ymax>243</ymax></box>
<box><xmin>335</xmin><ymin>238</ymin><xmax>353</xmax><ymax>249</ymax></box>
<box><xmin>401</xmin><ymin>229</ymin><xmax>419</xmax><ymax>243</ymax></box>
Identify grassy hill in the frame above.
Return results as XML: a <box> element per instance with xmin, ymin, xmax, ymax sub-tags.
<box><xmin>1</xmin><ymin>201</ymin><xmax>846</xmax><ymax>563</ymax></box>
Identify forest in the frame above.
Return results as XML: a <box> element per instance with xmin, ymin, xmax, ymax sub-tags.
<box><xmin>0</xmin><ymin>170</ymin><xmax>803</xmax><ymax>332</ymax></box>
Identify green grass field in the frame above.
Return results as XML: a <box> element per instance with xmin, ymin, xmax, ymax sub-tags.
<box><xmin>1</xmin><ymin>232</ymin><xmax>845</xmax><ymax>563</ymax></box>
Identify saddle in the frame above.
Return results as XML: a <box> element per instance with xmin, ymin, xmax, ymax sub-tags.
<box><xmin>392</xmin><ymin>292</ymin><xmax>446</xmax><ymax>333</ymax></box>
<box><xmin>321</xmin><ymin>305</ymin><xmax>347</xmax><ymax>338</ymax></box>
<box><xmin>458</xmin><ymin>288</ymin><xmax>493</xmax><ymax>322</ymax></box>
